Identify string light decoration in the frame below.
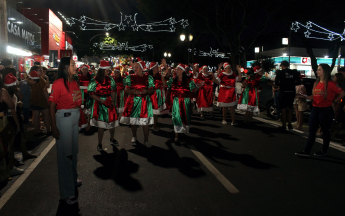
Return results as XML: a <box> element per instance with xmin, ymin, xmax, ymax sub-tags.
<box><xmin>58</xmin><ymin>12</ymin><xmax>189</xmax><ymax>32</ymax></box>
<box><xmin>291</xmin><ymin>21</ymin><xmax>345</xmax><ymax>41</ymax></box>
<box><xmin>189</xmin><ymin>48</ymin><xmax>231</xmax><ymax>58</ymax></box>
<box><xmin>93</xmin><ymin>42</ymin><xmax>153</xmax><ymax>52</ymax></box>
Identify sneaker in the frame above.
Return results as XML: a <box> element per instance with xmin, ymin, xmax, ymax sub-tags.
<box><xmin>144</xmin><ymin>141</ymin><xmax>152</xmax><ymax>148</ymax></box>
<box><xmin>10</xmin><ymin>167</ymin><xmax>24</xmax><ymax>177</ymax></box>
<box><xmin>231</xmin><ymin>122</ymin><xmax>238</xmax><ymax>126</ymax></box>
<box><xmin>97</xmin><ymin>144</ymin><xmax>103</xmax><ymax>152</ymax></box>
<box><xmin>131</xmin><ymin>137</ymin><xmax>137</xmax><ymax>143</ymax></box>
<box><xmin>288</xmin><ymin>124</ymin><xmax>293</xmax><ymax>130</ymax></box>
<box><xmin>295</xmin><ymin>151</ymin><xmax>310</xmax><ymax>157</ymax></box>
<box><xmin>110</xmin><ymin>138</ymin><xmax>119</xmax><ymax>145</ymax></box>
<box><xmin>65</xmin><ymin>196</ymin><xmax>78</xmax><ymax>205</ymax></box>
<box><xmin>76</xmin><ymin>179</ymin><xmax>82</xmax><ymax>187</ymax></box>
<box><xmin>314</xmin><ymin>150</ymin><xmax>327</xmax><ymax>157</ymax></box>
<box><xmin>222</xmin><ymin>120</ymin><xmax>227</xmax><ymax>125</ymax></box>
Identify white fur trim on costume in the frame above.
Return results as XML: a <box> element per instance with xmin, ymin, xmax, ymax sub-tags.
<box><xmin>222</xmin><ymin>71</ymin><xmax>233</xmax><ymax>75</ymax></box>
<box><xmin>117</xmin><ymin>107</ymin><xmax>124</xmax><ymax>113</ymax></box>
<box><xmin>216</xmin><ymin>77</ymin><xmax>221</xmax><ymax>83</ymax></box>
<box><xmin>80</xmin><ymin>86</ymin><xmax>88</xmax><ymax>89</ymax></box>
<box><xmin>174</xmin><ymin>125</ymin><xmax>190</xmax><ymax>133</ymax></box>
<box><xmin>150</xmin><ymin>63</ymin><xmax>158</xmax><ymax>69</ymax></box>
<box><xmin>99</xmin><ymin>66</ymin><xmax>111</xmax><ymax>69</ymax></box>
<box><xmin>237</xmin><ymin>104</ymin><xmax>260</xmax><ymax>115</ymax></box>
<box><xmin>197</xmin><ymin>107</ymin><xmax>213</xmax><ymax>112</ymax></box>
<box><xmin>217</xmin><ymin>101</ymin><xmax>238</xmax><ymax>107</ymax></box>
<box><xmin>84</xmin><ymin>109</ymin><xmax>91</xmax><ymax>115</ymax></box>
<box><xmin>254</xmin><ymin>68</ymin><xmax>262</xmax><ymax>74</ymax></box>
<box><xmin>120</xmin><ymin>116</ymin><xmax>154</xmax><ymax>125</ymax></box>
<box><xmin>159</xmin><ymin>103</ymin><xmax>167</xmax><ymax>111</ymax></box>
<box><xmin>90</xmin><ymin>118</ymin><xmax>119</xmax><ymax>129</ymax></box>
<box><xmin>153</xmin><ymin>109</ymin><xmax>161</xmax><ymax>115</ymax></box>
<box><xmin>28</xmin><ymin>75</ymin><xmax>39</xmax><ymax>79</ymax></box>
<box><xmin>177</xmin><ymin>65</ymin><xmax>186</xmax><ymax>71</ymax></box>
<box><xmin>79</xmin><ymin>123</ymin><xmax>88</xmax><ymax>131</ymax></box>
<box><xmin>4</xmin><ymin>82</ymin><xmax>17</xmax><ymax>87</ymax></box>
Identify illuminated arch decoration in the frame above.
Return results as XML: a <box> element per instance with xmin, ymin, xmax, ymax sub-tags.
<box><xmin>58</xmin><ymin>12</ymin><xmax>188</xmax><ymax>32</ymax></box>
<box><xmin>188</xmin><ymin>48</ymin><xmax>231</xmax><ymax>58</ymax></box>
<box><xmin>93</xmin><ymin>42</ymin><xmax>153</xmax><ymax>52</ymax></box>
<box><xmin>291</xmin><ymin>21</ymin><xmax>345</xmax><ymax>41</ymax></box>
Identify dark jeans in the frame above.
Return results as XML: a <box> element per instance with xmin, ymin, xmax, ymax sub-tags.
<box><xmin>274</xmin><ymin>91</ymin><xmax>281</xmax><ymax>119</ymax></box>
<box><xmin>304</xmin><ymin>106</ymin><xmax>334</xmax><ymax>153</ymax></box>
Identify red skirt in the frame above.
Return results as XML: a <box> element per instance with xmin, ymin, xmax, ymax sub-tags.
<box><xmin>217</xmin><ymin>87</ymin><xmax>237</xmax><ymax>107</ymax></box>
<box><xmin>197</xmin><ymin>85</ymin><xmax>213</xmax><ymax>112</ymax></box>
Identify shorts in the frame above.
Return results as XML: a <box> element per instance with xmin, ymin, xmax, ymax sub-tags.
<box><xmin>279</xmin><ymin>92</ymin><xmax>295</xmax><ymax>109</ymax></box>
<box><xmin>30</xmin><ymin>105</ymin><xmax>46</xmax><ymax>110</ymax></box>
<box><xmin>23</xmin><ymin>108</ymin><xmax>30</xmax><ymax>124</ymax></box>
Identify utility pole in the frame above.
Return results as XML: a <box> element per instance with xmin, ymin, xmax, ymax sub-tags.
<box><xmin>288</xmin><ymin>28</ymin><xmax>291</xmax><ymax>64</ymax></box>
<box><xmin>0</xmin><ymin>0</ymin><xmax>8</xmax><ymax>59</ymax></box>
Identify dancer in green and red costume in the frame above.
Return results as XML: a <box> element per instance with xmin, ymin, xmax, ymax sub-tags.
<box><xmin>111</xmin><ymin>66</ymin><xmax>127</xmax><ymax>119</ymax></box>
<box><xmin>87</xmin><ymin>60</ymin><xmax>119</xmax><ymax>151</ymax></box>
<box><xmin>120</xmin><ymin>58</ymin><xmax>155</xmax><ymax>147</ymax></box>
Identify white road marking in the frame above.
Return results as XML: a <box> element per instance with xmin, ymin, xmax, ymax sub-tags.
<box><xmin>188</xmin><ymin>145</ymin><xmax>240</xmax><ymax>194</ymax></box>
<box><xmin>0</xmin><ymin>139</ymin><xmax>56</xmax><ymax>209</ymax></box>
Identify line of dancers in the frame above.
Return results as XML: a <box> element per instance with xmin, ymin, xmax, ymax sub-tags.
<box><xmin>75</xmin><ymin>57</ymin><xmax>268</xmax><ymax>147</ymax></box>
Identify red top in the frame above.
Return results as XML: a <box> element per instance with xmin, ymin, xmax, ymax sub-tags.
<box><xmin>313</xmin><ymin>81</ymin><xmax>343</xmax><ymax>107</ymax></box>
<box><xmin>125</xmin><ymin>73</ymin><xmax>154</xmax><ymax>93</ymax></box>
<box><xmin>78</xmin><ymin>73</ymin><xmax>91</xmax><ymax>89</ymax></box>
<box><xmin>152</xmin><ymin>73</ymin><xmax>163</xmax><ymax>89</ymax></box>
<box><xmin>49</xmin><ymin>78</ymin><xmax>82</xmax><ymax>110</ymax></box>
<box><xmin>196</xmin><ymin>73</ymin><xmax>213</xmax><ymax>87</ymax></box>
<box><xmin>113</xmin><ymin>75</ymin><xmax>125</xmax><ymax>91</ymax></box>
<box><xmin>217</xmin><ymin>72</ymin><xmax>238</xmax><ymax>87</ymax></box>
<box><xmin>88</xmin><ymin>76</ymin><xmax>116</xmax><ymax>96</ymax></box>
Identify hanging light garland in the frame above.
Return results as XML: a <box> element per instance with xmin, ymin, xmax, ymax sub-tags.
<box><xmin>291</xmin><ymin>21</ymin><xmax>345</xmax><ymax>41</ymax></box>
<box><xmin>188</xmin><ymin>47</ymin><xmax>231</xmax><ymax>58</ymax></box>
<box><xmin>93</xmin><ymin>42</ymin><xmax>153</xmax><ymax>52</ymax></box>
<box><xmin>58</xmin><ymin>12</ymin><xmax>188</xmax><ymax>32</ymax></box>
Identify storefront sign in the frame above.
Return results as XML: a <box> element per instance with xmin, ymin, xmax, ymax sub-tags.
<box><xmin>34</xmin><ymin>56</ymin><xmax>45</xmax><ymax>62</ymax></box>
<box><xmin>6</xmin><ymin>6</ymin><xmax>41</xmax><ymax>54</ymax></box>
<box><xmin>53</xmin><ymin>33</ymin><xmax>60</xmax><ymax>46</ymax></box>
<box><xmin>60</xmin><ymin>50</ymin><xmax>73</xmax><ymax>59</ymax></box>
<box><xmin>301</xmin><ymin>57</ymin><xmax>309</xmax><ymax>64</ymax></box>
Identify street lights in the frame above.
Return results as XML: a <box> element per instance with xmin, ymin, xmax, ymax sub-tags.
<box><xmin>164</xmin><ymin>52</ymin><xmax>171</xmax><ymax>57</ymax></box>
<box><xmin>106</xmin><ymin>32</ymin><xmax>109</xmax><ymax>37</ymax></box>
<box><xmin>180</xmin><ymin>33</ymin><xmax>193</xmax><ymax>63</ymax></box>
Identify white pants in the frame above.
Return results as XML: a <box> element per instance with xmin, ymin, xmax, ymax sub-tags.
<box><xmin>56</xmin><ymin>109</ymin><xmax>80</xmax><ymax>200</ymax></box>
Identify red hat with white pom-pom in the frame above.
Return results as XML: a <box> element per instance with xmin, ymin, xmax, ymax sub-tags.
<box><xmin>113</xmin><ymin>66</ymin><xmax>121</xmax><ymax>72</ymax></box>
<box><xmin>176</xmin><ymin>64</ymin><xmax>186</xmax><ymax>71</ymax></box>
<box><xmin>4</xmin><ymin>73</ymin><xmax>17</xmax><ymax>87</ymax></box>
<box><xmin>223</xmin><ymin>62</ymin><xmax>231</xmax><ymax>69</ymax></box>
<box><xmin>28</xmin><ymin>70</ymin><xmax>39</xmax><ymax>79</ymax></box>
<box><xmin>253</xmin><ymin>66</ymin><xmax>263</xmax><ymax>74</ymax></box>
<box><xmin>194</xmin><ymin>63</ymin><xmax>199</xmax><ymax>67</ymax></box>
<box><xmin>137</xmin><ymin>60</ymin><xmax>147</xmax><ymax>71</ymax></box>
<box><xmin>99</xmin><ymin>60</ymin><xmax>111</xmax><ymax>69</ymax></box>
<box><xmin>149</xmin><ymin>62</ymin><xmax>158</xmax><ymax>70</ymax></box>
<box><xmin>80</xmin><ymin>64</ymin><xmax>90</xmax><ymax>70</ymax></box>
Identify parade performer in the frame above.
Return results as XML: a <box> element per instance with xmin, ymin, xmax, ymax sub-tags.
<box><xmin>237</xmin><ymin>66</ymin><xmax>265</xmax><ymax>123</ymax></box>
<box><xmin>77</xmin><ymin>65</ymin><xmax>92</xmax><ymax>111</ymax></box>
<box><xmin>195</xmin><ymin>65</ymin><xmax>214</xmax><ymax>119</ymax></box>
<box><xmin>111</xmin><ymin>66</ymin><xmax>126</xmax><ymax>117</ymax></box>
<box><xmin>120</xmin><ymin>58</ymin><xmax>155</xmax><ymax>147</ymax></box>
<box><xmin>161</xmin><ymin>60</ymin><xmax>203</xmax><ymax>144</ymax></box>
<box><xmin>87</xmin><ymin>60</ymin><xmax>119</xmax><ymax>151</ymax></box>
<box><xmin>148</xmin><ymin>62</ymin><xmax>166</xmax><ymax>131</ymax></box>
<box><xmin>49</xmin><ymin>57</ymin><xmax>85</xmax><ymax>204</ymax></box>
<box><xmin>214</xmin><ymin>62</ymin><xmax>242</xmax><ymax>125</ymax></box>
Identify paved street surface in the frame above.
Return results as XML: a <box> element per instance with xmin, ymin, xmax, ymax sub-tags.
<box><xmin>1</xmin><ymin>107</ymin><xmax>345</xmax><ymax>216</ymax></box>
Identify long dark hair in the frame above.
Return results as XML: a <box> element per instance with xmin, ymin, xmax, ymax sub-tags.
<box><xmin>173</xmin><ymin>71</ymin><xmax>188</xmax><ymax>86</ymax></box>
<box><xmin>57</xmin><ymin>57</ymin><xmax>72</xmax><ymax>92</ymax></box>
<box><xmin>95</xmin><ymin>69</ymin><xmax>106</xmax><ymax>82</ymax></box>
<box><xmin>313</xmin><ymin>64</ymin><xmax>331</xmax><ymax>100</ymax></box>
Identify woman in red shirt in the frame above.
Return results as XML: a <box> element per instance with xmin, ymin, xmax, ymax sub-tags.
<box><xmin>49</xmin><ymin>57</ymin><xmax>83</xmax><ymax>205</ymax></box>
<box><xmin>296</xmin><ymin>64</ymin><xmax>345</xmax><ymax>157</ymax></box>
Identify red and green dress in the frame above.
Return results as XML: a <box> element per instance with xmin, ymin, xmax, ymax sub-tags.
<box><xmin>112</xmin><ymin>75</ymin><xmax>127</xmax><ymax>113</ymax></box>
<box><xmin>120</xmin><ymin>74</ymin><xmax>155</xmax><ymax>125</ymax></box>
<box><xmin>78</xmin><ymin>73</ymin><xmax>92</xmax><ymax>113</ymax></box>
<box><xmin>216</xmin><ymin>72</ymin><xmax>238</xmax><ymax>107</ymax></box>
<box><xmin>87</xmin><ymin>76</ymin><xmax>119</xmax><ymax>129</ymax></box>
<box><xmin>150</xmin><ymin>73</ymin><xmax>166</xmax><ymax>114</ymax></box>
<box><xmin>167</xmin><ymin>77</ymin><xmax>197</xmax><ymax>133</ymax></box>
<box><xmin>195</xmin><ymin>73</ymin><xmax>213</xmax><ymax>112</ymax></box>
<box><xmin>237</xmin><ymin>74</ymin><xmax>266</xmax><ymax>114</ymax></box>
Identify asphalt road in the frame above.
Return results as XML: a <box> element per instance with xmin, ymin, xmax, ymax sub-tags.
<box><xmin>1</xmin><ymin>107</ymin><xmax>345</xmax><ymax>216</ymax></box>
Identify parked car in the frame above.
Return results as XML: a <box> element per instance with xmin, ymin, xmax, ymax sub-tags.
<box><xmin>259</xmin><ymin>78</ymin><xmax>315</xmax><ymax>119</ymax></box>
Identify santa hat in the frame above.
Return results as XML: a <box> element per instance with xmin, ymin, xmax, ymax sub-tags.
<box><xmin>253</xmin><ymin>66</ymin><xmax>263</xmax><ymax>74</ymax></box>
<box><xmin>149</xmin><ymin>62</ymin><xmax>158</xmax><ymax>70</ymax></box>
<box><xmin>177</xmin><ymin>64</ymin><xmax>186</xmax><ymax>71</ymax></box>
<box><xmin>113</xmin><ymin>66</ymin><xmax>121</xmax><ymax>72</ymax></box>
<box><xmin>223</xmin><ymin>62</ymin><xmax>231</xmax><ymax>69</ymax></box>
<box><xmin>137</xmin><ymin>61</ymin><xmax>147</xmax><ymax>71</ymax></box>
<box><xmin>201</xmin><ymin>65</ymin><xmax>208</xmax><ymax>70</ymax></box>
<box><xmin>4</xmin><ymin>73</ymin><xmax>17</xmax><ymax>87</ymax></box>
<box><xmin>99</xmin><ymin>60</ymin><xmax>111</xmax><ymax>69</ymax></box>
<box><xmin>28</xmin><ymin>70</ymin><xmax>39</xmax><ymax>79</ymax></box>
<box><xmin>128</xmin><ymin>66</ymin><xmax>134</xmax><ymax>71</ymax></box>
<box><xmin>80</xmin><ymin>65</ymin><xmax>90</xmax><ymax>70</ymax></box>
<box><xmin>194</xmin><ymin>63</ymin><xmax>199</xmax><ymax>67</ymax></box>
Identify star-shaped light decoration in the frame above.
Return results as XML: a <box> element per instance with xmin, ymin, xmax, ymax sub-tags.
<box><xmin>79</xmin><ymin>16</ymin><xmax>87</xmax><ymax>23</ymax></box>
<box><xmin>170</xmin><ymin>25</ymin><xmax>176</xmax><ymax>32</ymax></box>
<box><xmin>124</xmin><ymin>15</ymin><xmax>133</xmax><ymax>24</ymax></box>
<box><xmin>306</xmin><ymin>21</ymin><xmax>313</xmax><ymax>29</ymax></box>
<box><xmin>80</xmin><ymin>26</ymin><xmax>86</xmax><ymax>30</ymax></box>
<box><xmin>66</xmin><ymin>18</ymin><xmax>75</xmax><ymax>26</ymax></box>
<box><xmin>304</xmin><ymin>30</ymin><xmax>311</xmax><ymax>38</ymax></box>
<box><xmin>118</xmin><ymin>22</ymin><xmax>126</xmax><ymax>31</ymax></box>
<box><xmin>104</xmin><ymin>24</ymin><xmax>111</xmax><ymax>31</ymax></box>
<box><xmin>148</xmin><ymin>45</ymin><xmax>153</xmax><ymax>49</ymax></box>
<box><xmin>291</xmin><ymin>22</ymin><xmax>300</xmax><ymax>32</ymax></box>
<box><xmin>181</xmin><ymin>19</ymin><xmax>189</xmax><ymax>28</ymax></box>
<box><xmin>131</xmin><ymin>22</ymin><xmax>139</xmax><ymax>31</ymax></box>
<box><xmin>146</xmin><ymin>25</ymin><xmax>153</xmax><ymax>31</ymax></box>
<box><xmin>169</xmin><ymin>17</ymin><xmax>177</xmax><ymax>25</ymax></box>
<box><xmin>188</xmin><ymin>48</ymin><xmax>192</xmax><ymax>52</ymax></box>
<box><xmin>328</xmin><ymin>33</ymin><xmax>335</xmax><ymax>41</ymax></box>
